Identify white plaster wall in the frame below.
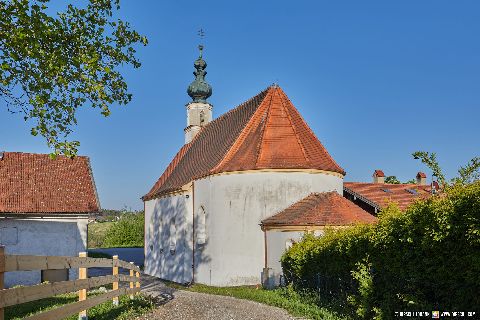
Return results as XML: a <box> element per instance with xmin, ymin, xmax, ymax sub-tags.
<box><xmin>193</xmin><ymin>171</ymin><xmax>343</xmax><ymax>286</ymax></box>
<box><xmin>266</xmin><ymin>230</ymin><xmax>304</xmax><ymax>279</ymax></box>
<box><xmin>144</xmin><ymin>191</ymin><xmax>193</xmax><ymax>283</ymax></box>
<box><xmin>265</xmin><ymin>229</ymin><xmax>325</xmax><ymax>285</ymax></box>
<box><xmin>0</xmin><ymin>217</ymin><xmax>88</xmax><ymax>288</ymax></box>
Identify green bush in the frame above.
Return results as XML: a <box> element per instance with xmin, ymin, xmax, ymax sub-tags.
<box><xmin>282</xmin><ymin>181</ymin><xmax>480</xmax><ymax>319</ymax></box>
<box><xmin>103</xmin><ymin>212</ymin><xmax>144</xmax><ymax>248</ymax></box>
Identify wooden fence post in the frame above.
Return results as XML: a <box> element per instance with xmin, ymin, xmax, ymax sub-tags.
<box><xmin>78</xmin><ymin>251</ymin><xmax>88</xmax><ymax>320</ymax></box>
<box><xmin>135</xmin><ymin>270</ymin><xmax>140</xmax><ymax>295</ymax></box>
<box><xmin>129</xmin><ymin>262</ymin><xmax>134</xmax><ymax>299</ymax></box>
<box><xmin>112</xmin><ymin>255</ymin><xmax>119</xmax><ymax>306</ymax></box>
<box><xmin>0</xmin><ymin>246</ymin><xmax>5</xmax><ymax>320</ymax></box>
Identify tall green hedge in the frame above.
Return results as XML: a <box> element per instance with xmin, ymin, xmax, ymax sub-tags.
<box><xmin>103</xmin><ymin>212</ymin><xmax>144</xmax><ymax>247</ymax></box>
<box><xmin>281</xmin><ymin>182</ymin><xmax>480</xmax><ymax>319</ymax></box>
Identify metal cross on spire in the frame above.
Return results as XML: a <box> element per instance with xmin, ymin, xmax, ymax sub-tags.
<box><xmin>198</xmin><ymin>28</ymin><xmax>205</xmax><ymax>41</ymax></box>
<box><xmin>197</xmin><ymin>28</ymin><xmax>205</xmax><ymax>57</ymax></box>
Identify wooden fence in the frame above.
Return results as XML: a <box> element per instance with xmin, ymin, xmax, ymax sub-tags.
<box><xmin>0</xmin><ymin>246</ymin><xmax>141</xmax><ymax>320</ymax></box>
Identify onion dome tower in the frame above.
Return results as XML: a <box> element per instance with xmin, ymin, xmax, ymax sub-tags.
<box><xmin>185</xmin><ymin>45</ymin><xmax>213</xmax><ymax>144</ymax></box>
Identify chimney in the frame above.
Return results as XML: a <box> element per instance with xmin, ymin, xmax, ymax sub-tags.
<box><xmin>373</xmin><ymin>169</ymin><xmax>385</xmax><ymax>184</ymax></box>
<box><xmin>416</xmin><ymin>172</ymin><xmax>427</xmax><ymax>185</ymax></box>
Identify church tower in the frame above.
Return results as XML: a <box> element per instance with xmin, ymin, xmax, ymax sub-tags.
<box><xmin>185</xmin><ymin>45</ymin><xmax>212</xmax><ymax>144</ymax></box>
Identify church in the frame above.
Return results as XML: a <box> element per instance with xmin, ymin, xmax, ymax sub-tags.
<box><xmin>142</xmin><ymin>45</ymin><xmax>382</xmax><ymax>286</ymax></box>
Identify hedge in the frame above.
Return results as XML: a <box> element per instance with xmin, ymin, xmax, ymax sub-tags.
<box><xmin>281</xmin><ymin>181</ymin><xmax>480</xmax><ymax>319</ymax></box>
<box><xmin>103</xmin><ymin>212</ymin><xmax>144</xmax><ymax>247</ymax></box>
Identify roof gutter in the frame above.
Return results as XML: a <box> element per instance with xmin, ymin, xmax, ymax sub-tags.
<box><xmin>0</xmin><ymin>212</ymin><xmax>90</xmax><ymax>219</ymax></box>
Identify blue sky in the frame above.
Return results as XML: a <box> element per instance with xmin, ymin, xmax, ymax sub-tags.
<box><xmin>1</xmin><ymin>1</ymin><xmax>479</xmax><ymax>210</ymax></box>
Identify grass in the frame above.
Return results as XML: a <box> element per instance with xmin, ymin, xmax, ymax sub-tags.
<box><xmin>88</xmin><ymin>222</ymin><xmax>114</xmax><ymax>248</ymax></box>
<box><xmin>5</xmin><ymin>291</ymin><xmax>156</xmax><ymax>320</ymax></box>
<box><xmin>172</xmin><ymin>283</ymin><xmax>348</xmax><ymax>320</ymax></box>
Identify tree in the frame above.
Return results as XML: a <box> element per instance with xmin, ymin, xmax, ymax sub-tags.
<box><xmin>412</xmin><ymin>151</ymin><xmax>479</xmax><ymax>186</ymax></box>
<box><xmin>385</xmin><ymin>176</ymin><xmax>401</xmax><ymax>184</ymax></box>
<box><xmin>0</xmin><ymin>0</ymin><xmax>147</xmax><ymax>156</ymax></box>
<box><xmin>412</xmin><ymin>151</ymin><xmax>446</xmax><ymax>186</ymax></box>
<box><xmin>455</xmin><ymin>156</ymin><xmax>480</xmax><ymax>185</ymax></box>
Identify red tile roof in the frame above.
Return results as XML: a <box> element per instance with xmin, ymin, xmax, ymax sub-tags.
<box><xmin>0</xmin><ymin>152</ymin><xmax>100</xmax><ymax>214</ymax></box>
<box><xmin>143</xmin><ymin>86</ymin><xmax>344</xmax><ymax>200</ymax></box>
<box><xmin>344</xmin><ymin>182</ymin><xmax>432</xmax><ymax>211</ymax></box>
<box><xmin>261</xmin><ymin>192</ymin><xmax>377</xmax><ymax>228</ymax></box>
<box><xmin>373</xmin><ymin>170</ymin><xmax>385</xmax><ymax>177</ymax></box>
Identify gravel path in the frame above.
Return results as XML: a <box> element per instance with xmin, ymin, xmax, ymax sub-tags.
<box><xmin>138</xmin><ymin>275</ymin><xmax>298</xmax><ymax>320</ymax></box>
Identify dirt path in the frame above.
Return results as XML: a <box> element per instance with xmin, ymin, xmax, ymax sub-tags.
<box><xmin>139</xmin><ymin>275</ymin><xmax>297</xmax><ymax>320</ymax></box>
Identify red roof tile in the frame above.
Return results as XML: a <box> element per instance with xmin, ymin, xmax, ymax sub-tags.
<box><xmin>261</xmin><ymin>192</ymin><xmax>377</xmax><ymax>227</ymax></box>
<box><xmin>344</xmin><ymin>182</ymin><xmax>432</xmax><ymax>211</ymax></box>
<box><xmin>0</xmin><ymin>152</ymin><xmax>100</xmax><ymax>214</ymax></box>
<box><xmin>143</xmin><ymin>86</ymin><xmax>344</xmax><ymax>200</ymax></box>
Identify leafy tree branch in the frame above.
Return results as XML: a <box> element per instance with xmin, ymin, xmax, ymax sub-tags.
<box><xmin>0</xmin><ymin>0</ymin><xmax>147</xmax><ymax>156</ymax></box>
<box><xmin>412</xmin><ymin>151</ymin><xmax>479</xmax><ymax>187</ymax></box>
<box><xmin>412</xmin><ymin>151</ymin><xmax>446</xmax><ymax>186</ymax></box>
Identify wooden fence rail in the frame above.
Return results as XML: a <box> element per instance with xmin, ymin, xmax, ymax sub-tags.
<box><xmin>0</xmin><ymin>246</ymin><xmax>141</xmax><ymax>320</ymax></box>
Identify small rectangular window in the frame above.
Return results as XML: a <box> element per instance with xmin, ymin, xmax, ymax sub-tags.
<box><xmin>1</xmin><ymin>227</ymin><xmax>18</xmax><ymax>245</ymax></box>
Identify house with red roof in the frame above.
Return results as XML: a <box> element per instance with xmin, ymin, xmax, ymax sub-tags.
<box><xmin>142</xmin><ymin>46</ymin><xmax>376</xmax><ymax>286</ymax></box>
<box><xmin>0</xmin><ymin>152</ymin><xmax>100</xmax><ymax>287</ymax></box>
<box><xmin>344</xmin><ymin>170</ymin><xmax>435</xmax><ymax>215</ymax></box>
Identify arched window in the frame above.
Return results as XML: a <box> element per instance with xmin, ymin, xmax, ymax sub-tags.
<box><xmin>197</xmin><ymin>206</ymin><xmax>206</xmax><ymax>244</ymax></box>
<box><xmin>199</xmin><ymin>110</ymin><xmax>205</xmax><ymax>125</ymax></box>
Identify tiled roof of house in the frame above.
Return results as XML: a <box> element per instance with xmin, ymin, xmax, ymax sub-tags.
<box><xmin>143</xmin><ymin>86</ymin><xmax>345</xmax><ymax>200</ymax></box>
<box><xmin>344</xmin><ymin>182</ymin><xmax>432</xmax><ymax>211</ymax></box>
<box><xmin>0</xmin><ymin>152</ymin><xmax>100</xmax><ymax>214</ymax></box>
<box><xmin>261</xmin><ymin>192</ymin><xmax>377</xmax><ymax>227</ymax></box>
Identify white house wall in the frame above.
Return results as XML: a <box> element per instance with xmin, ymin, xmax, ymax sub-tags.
<box><xmin>193</xmin><ymin>171</ymin><xmax>343</xmax><ymax>286</ymax></box>
<box><xmin>0</xmin><ymin>217</ymin><xmax>88</xmax><ymax>288</ymax></box>
<box><xmin>144</xmin><ymin>191</ymin><xmax>193</xmax><ymax>283</ymax></box>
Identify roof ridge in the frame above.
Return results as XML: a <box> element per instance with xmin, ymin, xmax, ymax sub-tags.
<box><xmin>211</xmin><ymin>88</ymin><xmax>273</xmax><ymax>173</ymax></box>
<box><xmin>254</xmin><ymin>89</ymin><xmax>274</xmax><ymax>167</ymax></box>
<box><xmin>277</xmin><ymin>88</ymin><xmax>311</xmax><ymax>165</ymax></box>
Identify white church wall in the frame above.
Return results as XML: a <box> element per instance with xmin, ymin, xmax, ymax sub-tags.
<box><xmin>193</xmin><ymin>170</ymin><xmax>343</xmax><ymax>286</ymax></box>
<box><xmin>265</xmin><ymin>230</ymin><xmax>304</xmax><ymax>284</ymax></box>
<box><xmin>144</xmin><ymin>190</ymin><xmax>193</xmax><ymax>283</ymax></box>
<box><xmin>1</xmin><ymin>217</ymin><xmax>87</xmax><ymax>288</ymax></box>
<box><xmin>265</xmin><ymin>229</ymin><xmax>325</xmax><ymax>286</ymax></box>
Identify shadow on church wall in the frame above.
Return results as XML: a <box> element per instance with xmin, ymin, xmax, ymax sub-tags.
<box><xmin>145</xmin><ymin>194</ymin><xmax>211</xmax><ymax>285</ymax></box>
